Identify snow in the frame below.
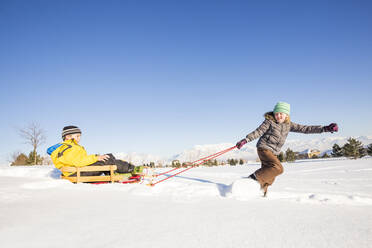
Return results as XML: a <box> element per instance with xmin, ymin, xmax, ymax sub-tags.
<box><xmin>230</xmin><ymin>178</ymin><xmax>262</xmax><ymax>200</ymax></box>
<box><xmin>1</xmin><ymin>157</ymin><xmax>372</xmax><ymax>248</ymax></box>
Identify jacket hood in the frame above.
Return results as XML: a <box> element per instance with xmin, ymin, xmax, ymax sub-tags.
<box><xmin>264</xmin><ymin>111</ymin><xmax>290</xmax><ymax>124</ymax></box>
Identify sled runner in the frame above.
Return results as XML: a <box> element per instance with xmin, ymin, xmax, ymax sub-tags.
<box><xmin>90</xmin><ymin>175</ymin><xmax>143</xmax><ymax>185</ymax></box>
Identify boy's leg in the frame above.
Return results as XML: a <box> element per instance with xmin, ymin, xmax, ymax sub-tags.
<box><xmin>254</xmin><ymin>148</ymin><xmax>284</xmax><ymax>188</ymax></box>
<box><xmin>113</xmin><ymin>161</ymin><xmax>135</xmax><ymax>174</ymax></box>
<box><xmin>68</xmin><ymin>170</ymin><xmax>102</xmax><ymax>177</ymax></box>
<box><xmin>102</xmin><ymin>153</ymin><xmax>135</xmax><ymax>174</ymax></box>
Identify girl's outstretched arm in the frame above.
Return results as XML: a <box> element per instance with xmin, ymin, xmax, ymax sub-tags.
<box><xmin>290</xmin><ymin>122</ymin><xmax>338</xmax><ymax>134</ymax></box>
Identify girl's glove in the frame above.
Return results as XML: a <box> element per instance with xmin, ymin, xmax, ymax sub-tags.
<box><xmin>323</xmin><ymin>123</ymin><xmax>338</xmax><ymax>133</ymax></box>
<box><xmin>236</xmin><ymin>139</ymin><xmax>248</xmax><ymax>149</ymax></box>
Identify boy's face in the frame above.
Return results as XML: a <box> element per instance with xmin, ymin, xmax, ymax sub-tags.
<box><xmin>65</xmin><ymin>133</ymin><xmax>81</xmax><ymax>143</ymax></box>
<box><xmin>274</xmin><ymin>112</ymin><xmax>288</xmax><ymax>123</ymax></box>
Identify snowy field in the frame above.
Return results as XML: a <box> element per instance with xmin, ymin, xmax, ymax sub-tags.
<box><xmin>1</xmin><ymin>157</ymin><xmax>372</xmax><ymax>248</ymax></box>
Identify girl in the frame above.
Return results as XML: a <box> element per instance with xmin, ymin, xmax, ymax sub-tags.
<box><xmin>236</xmin><ymin>102</ymin><xmax>338</xmax><ymax>196</ymax></box>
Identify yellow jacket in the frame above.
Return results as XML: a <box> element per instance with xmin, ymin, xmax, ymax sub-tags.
<box><xmin>51</xmin><ymin>139</ymin><xmax>98</xmax><ymax>176</ymax></box>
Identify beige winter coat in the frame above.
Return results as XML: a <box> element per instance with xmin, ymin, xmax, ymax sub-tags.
<box><xmin>245</xmin><ymin>112</ymin><xmax>324</xmax><ymax>155</ymax></box>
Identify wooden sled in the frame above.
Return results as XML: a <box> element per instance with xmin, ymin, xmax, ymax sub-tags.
<box><xmin>61</xmin><ymin>165</ymin><xmax>126</xmax><ymax>183</ymax></box>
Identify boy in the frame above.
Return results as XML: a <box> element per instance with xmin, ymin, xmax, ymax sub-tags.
<box><xmin>48</xmin><ymin>125</ymin><xmax>137</xmax><ymax>177</ymax></box>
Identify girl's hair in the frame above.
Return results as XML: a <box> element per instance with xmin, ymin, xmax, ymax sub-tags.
<box><xmin>284</xmin><ymin>115</ymin><xmax>291</xmax><ymax>124</ymax></box>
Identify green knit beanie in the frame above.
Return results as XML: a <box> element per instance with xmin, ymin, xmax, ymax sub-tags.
<box><xmin>273</xmin><ymin>102</ymin><xmax>290</xmax><ymax>115</ymax></box>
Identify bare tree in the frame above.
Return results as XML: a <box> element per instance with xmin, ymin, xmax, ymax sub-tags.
<box><xmin>18</xmin><ymin>123</ymin><xmax>46</xmax><ymax>165</ymax></box>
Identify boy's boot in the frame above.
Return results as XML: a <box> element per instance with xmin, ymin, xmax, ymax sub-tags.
<box><xmin>132</xmin><ymin>166</ymin><xmax>144</xmax><ymax>175</ymax></box>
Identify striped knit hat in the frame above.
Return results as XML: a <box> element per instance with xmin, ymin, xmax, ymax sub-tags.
<box><xmin>62</xmin><ymin>125</ymin><xmax>82</xmax><ymax>140</ymax></box>
<box><xmin>273</xmin><ymin>102</ymin><xmax>290</xmax><ymax>115</ymax></box>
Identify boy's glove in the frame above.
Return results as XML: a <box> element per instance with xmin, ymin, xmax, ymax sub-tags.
<box><xmin>236</xmin><ymin>139</ymin><xmax>248</xmax><ymax>149</ymax></box>
<box><xmin>97</xmin><ymin>154</ymin><xmax>110</xmax><ymax>162</ymax></box>
<box><xmin>323</xmin><ymin>123</ymin><xmax>338</xmax><ymax>133</ymax></box>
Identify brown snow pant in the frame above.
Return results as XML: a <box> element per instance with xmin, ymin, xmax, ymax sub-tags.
<box><xmin>254</xmin><ymin>148</ymin><xmax>284</xmax><ymax>189</ymax></box>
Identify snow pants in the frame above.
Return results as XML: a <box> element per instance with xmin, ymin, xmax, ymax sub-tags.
<box><xmin>254</xmin><ymin>148</ymin><xmax>284</xmax><ymax>189</ymax></box>
<box><xmin>69</xmin><ymin>153</ymin><xmax>134</xmax><ymax>177</ymax></box>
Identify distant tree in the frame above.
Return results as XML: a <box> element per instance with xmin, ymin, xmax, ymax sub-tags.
<box><xmin>277</xmin><ymin>152</ymin><xmax>285</xmax><ymax>162</ymax></box>
<box><xmin>42</xmin><ymin>155</ymin><xmax>53</xmax><ymax>165</ymax></box>
<box><xmin>11</xmin><ymin>153</ymin><xmax>28</xmax><ymax>166</ymax></box>
<box><xmin>228</xmin><ymin>159</ymin><xmax>238</xmax><ymax>166</ymax></box>
<box><xmin>331</xmin><ymin>144</ymin><xmax>343</xmax><ymax>157</ymax></box>
<box><xmin>321</xmin><ymin>153</ymin><xmax>330</xmax><ymax>158</ymax></box>
<box><xmin>181</xmin><ymin>162</ymin><xmax>189</xmax><ymax>167</ymax></box>
<box><xmin>359</xmin><ymin>147</ymin><xmax>367</xmax><ymax>158</ymax></box>
<box><xmin>285</xmin><ymin>148</ymin><xmax>296</xmax><ymax>162</ymax></box>
<box><xmin>343</xmin><ymin>138</ymin><xmax>365</xmax><ymax>159</ymax></box>
<box><xmin>18</xmin><ymin>123</ymin><xmax>46</xmax><ymax>165</ymax></box>
<box><xmin>239</xmin><ymin>159</ymin><xmax>244</xmax><ymax>165</ymax></box>
<box><xmin>27</xmin><ymin>151</ymin><xmax>43</xmax><ymax>165</ymax></box>
<box><xmin>367</xmin><ymin>144</ymin><xmax>372</xmax><ymax>156</ymax></box>
<box><xmin>172</xmin><ymin>160</ymin><xmax>181</xmax><ymax>168</ymax></box>
<box><xmin>203</xmin><ymin>160</ymin><xmax>214</xmax><ymax>167</ymax></box>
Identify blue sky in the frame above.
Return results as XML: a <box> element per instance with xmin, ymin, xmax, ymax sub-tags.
<box><xmin>1</xmin><ymin>0</ymin><xmax>371</xmax><ymax>163</ymax></box>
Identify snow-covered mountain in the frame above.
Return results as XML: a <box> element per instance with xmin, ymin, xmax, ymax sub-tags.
<box><xmin>114</xmin><ymin>152</ymin><xmax>167</xmax><ymax>166</ymax></box>
<box><xmin>114</xmin><ymin>136</ymin><xmax>372</xmax><ymax>166</ymax></box>
<box><xmin>282</xmin><ymin>135</ymin><xmax>372</xmax><ymax>153</ymax></box>
<box><xmin>173</xmin><ymin>143</ymin><xmax>258</xmax><ymax>163</ymax></box>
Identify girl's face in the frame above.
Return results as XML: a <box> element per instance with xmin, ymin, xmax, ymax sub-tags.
<box><xmin>274</xmin><ymin>112</ymin><xmax>288</xmax><ymax>123</ymax></box>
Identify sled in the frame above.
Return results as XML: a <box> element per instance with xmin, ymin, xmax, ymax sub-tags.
<box><xmin>61</xmin><ymin>165</ymin><xmax>126</xmax><ymax>183</ymax></box>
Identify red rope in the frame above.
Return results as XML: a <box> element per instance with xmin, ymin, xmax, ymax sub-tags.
<box><xmin>155</xmin><ymin>146</ymin><xmax>237</xmax><ymax>178</ymax></box>
<box><xmin>150</xmin><ymin>146</ymin><xmax>236</xmax><ymax>186</ymax></box>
